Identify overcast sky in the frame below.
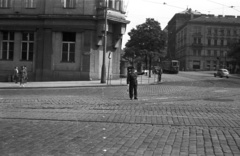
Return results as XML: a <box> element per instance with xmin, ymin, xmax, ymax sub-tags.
<box><xmin>122</xmin><ymin>0</ymin><xmax>240</xmax><ymax>47</ymax></box>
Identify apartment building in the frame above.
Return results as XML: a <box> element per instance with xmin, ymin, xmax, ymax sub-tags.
<box><xmin>0</xmin><ymin>0</ymin><xmax>129</xmax><ymax>81</ymax></box>
<box><xmin>167</xmin><ymin>8</ymin><xmax>201</xmax><ymax>59</ymax></box>
<box><xmin>175</xmin><ymin>15</ymin><xmax>240</xmax><ymax>71</ymax></box>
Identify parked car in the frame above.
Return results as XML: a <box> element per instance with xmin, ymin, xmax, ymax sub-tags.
<box><xmin>214</xmin><ymin>69</ymin><xmax>229</xmax><ymax>78</ymax></box>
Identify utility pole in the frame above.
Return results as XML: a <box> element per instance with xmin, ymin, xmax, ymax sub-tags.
<box><xmin>101</xmin><ymin>0</ymin><xmax>108</xmax><ymax>83</ymax></box>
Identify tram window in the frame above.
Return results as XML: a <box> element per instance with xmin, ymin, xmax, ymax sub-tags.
<box><xmin>172</xmin><ymin>62</ymin><xmax>178</xmax><ymax>66</ymax></box>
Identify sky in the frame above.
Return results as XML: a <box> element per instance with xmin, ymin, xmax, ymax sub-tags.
<box><xmin>122</xmin><ymin>0</ymin><xmax>240</xmax><ymax>47</ymax></box>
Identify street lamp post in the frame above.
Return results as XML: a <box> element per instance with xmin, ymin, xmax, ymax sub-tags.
<box><xmin>224</xmin><ymin>51</ymin><xmax>227</xmax><ymax>68</ymax></box>
<box><xmin>100</xmin><ymin>0</ymin><xmax>108</xmax><ymax>83</ymax></box>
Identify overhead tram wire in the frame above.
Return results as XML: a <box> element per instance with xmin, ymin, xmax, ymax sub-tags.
<box><xmin>206</xmin><ymin>0</ymin><xmax>240</xmax><ymax>12</ymax></box>
<box><xmin>140</xmin><ymin>0</ymin><xmax>185</xmax><ymax>10</ymax></box>
<box><xmin>140</xmin><ymin>0</ymin><xmax>240</xmax><ymax>14</ymax></box>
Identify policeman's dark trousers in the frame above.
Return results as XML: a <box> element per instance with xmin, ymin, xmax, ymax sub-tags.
<box><xmin>129</xmin><ymin>84</ymin><xmax>137</xmax><ymax>99</ymax></box>
<box><xmin>158</xmin><ymin>74</ymin><xmax>162</xmax><ymax>82</ymax></box>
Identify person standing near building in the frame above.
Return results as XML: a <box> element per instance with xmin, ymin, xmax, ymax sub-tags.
<box><xmin>19</xmin><ymin>66</ymin><xmax>27</xmax><ymax>87</ymax></box>
<box><xmin>23</xmin><ymin>66</ymin><xmax>28</xmax><ymax>83</ymax></box>
<box><xmin>158</xmin><ymin>67</ymin><xmax>163</xmax><ymax>82</ymax></box>
<box><xmin>13</xmin><ymin>67</ymin><xmax>19</xmax><ymax>83</ymax></box>
<box><xmin>127</xmin><ymin>67</ymin><xmax>138</xmax><ymax>100</ymax></box>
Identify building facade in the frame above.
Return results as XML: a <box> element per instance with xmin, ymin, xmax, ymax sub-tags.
<box><xmin>167</xmin><ymin>9</ymin><xmax>201</xmax><ymax>59</ymax></box>
<box><xmin>175</xmin><ymin>15</ymin><xmax>240</xmax><ymax>71</ymax></box>
<box><xmin>0</xmin><ymin>0</ymin><xmax>129</xmax><ymax>82</ymax></box>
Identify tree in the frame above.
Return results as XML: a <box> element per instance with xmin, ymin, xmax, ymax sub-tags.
<box><xmin>122</xmin><ymin>46</ymin><xmax>138</xmax><ymax>66</ymax></box>
<box><xmin>124</xmin><ymin>18</ymin><xmax>166</xmax><ymax>77</ymax></box>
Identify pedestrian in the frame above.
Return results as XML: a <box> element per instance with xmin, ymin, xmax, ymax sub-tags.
<box><xmin>127</xmin><ymin>67</ymin><xmax>138</xmax><ymax>100</ymax></box>
<box><xmin>158</xmin><ymin>67</ymin><xmax>163</xmax><ymax>82</ymax></box>
<box><xmin>23</xmin><ymin>65</ymin><xmax>28</xmax><ymax>83</ymax></box>
<box><xmin>13</xmin><ymin>67</ymin><xmax>19</xmax><ymax>83</ymax></box>
<box><xmin>19</xmin><ymin>66</ymin><xmax>27</xmax><ymax>87</ymax></box>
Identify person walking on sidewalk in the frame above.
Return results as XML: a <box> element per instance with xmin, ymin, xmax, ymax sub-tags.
<box><xmin>19</xmin><ymin>66</ymin><xmax>27</xmax><ymax>87</ymax></box>
<box><xmin>23</xmin><ymin>65</ymin><xmax>28</xmax><ymax>83</ymax></box>
<box><xmin>127</xmin><ymin>67</ymin><xmax>138</xmax><ymax>100</ymax></box>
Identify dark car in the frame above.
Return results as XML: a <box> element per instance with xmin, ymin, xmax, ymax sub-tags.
<box><xmin>214</xmin><ymin>69</ymin><xmax>229</xmax><ymax>78</ymax></box>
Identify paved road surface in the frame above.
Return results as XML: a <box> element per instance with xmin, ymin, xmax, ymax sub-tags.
<box><xmin>0</xmin><ymin>72</ymin><xmax>240</xmax><ymax>156</ymax></box>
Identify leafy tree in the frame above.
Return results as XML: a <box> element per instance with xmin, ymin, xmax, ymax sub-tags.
<box><xmin>122</xmin><ymin>46</ymin><xmax>138</xmax><ymax>66</ymax></box>
<box><xmin>124</xmin><ymin>18</ymin><xmax>166</xmax><ymax>77</ymax></box>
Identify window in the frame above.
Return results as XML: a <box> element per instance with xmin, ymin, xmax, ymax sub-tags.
<box><xmin>198</xmin><ymin>50</ymin><xmax>201</xmax><ymax>56</ymax></box>
<box><xmin>193</xmin><ymin>50</ymin><xmax>197</xmax><ymax>56</ymax></box>
<box><xmin>193</xmin><ymin>37</ymin><xmax>201</xmax><ymax>44</ymax></box>
<box><xmin>63</xmin><ymin>0</ymin><xmax>76</xmax><ymax>8</ymax></box>
<box><xmin>208</xmin><ymin>39</ymin><xmax>211</xmax><ymax>45</ymax></box>
<box><xmin>214</xmin><ymin>29</ymin><xmax>218</xmax><ymax>35</ymax></box>
<box><xmin>214</xmin><ymin>39</ymin><xmax>218</xmax><ymax>45</ymax></box>
<box><xmin>224</xmin><ymin>51</ymin><xmax>228</xmax><ymax>57</ymax></box>
<box><xmin>108</xmin><ymin>0</ymin><xmax>123</xmax><ymax>11</ymax></box>
<box><xmin>233</xmin><ymin>30</ymin><xmax>237</xmax><ymax>35</ymax></box>
<box><xmin>193</xmin><ymin>60</ymin><xmax>200</xmax><ymax>69</ymax></box>
<box><xmin>198</xmin><ymin>38</ymin><xmax>201</xmax><ymax>44</ymax></box>
<box><xmin>21</xmin><ymin>32</ymin><xmax>34</xmax><ymax>61</ymax></box>
<box><xmin>0</xmin><ymin>0</ymin><xmax>10</xmax><ymax>8</ymax></box>
<box><xmin>220</xmin><ymin>29</ymin><xmax>224</xmax><ymax>36</ymax></box>
<box><xmin>207</xmin><ymin>28</ymin><xmax>211</xmax><ymax>35</ymax></box>
<box><xmin>220</xmin><ymin>51</ymin><xmax>223</xmax><ymax>57</ymax></box>
<box><xmin>207</xmin><ymin>50</ymin><xmax>211</xmax><ymax>56</ymax></box>
<box><xmin>220</xmin><ymin>39</ymin><xmax>224</xmax><ymax>46</ymax></box>
<box><xmin>206</xmin><ymin>60</ymin><xmax>211</xmax><ymax>69</ymax></box>
<box><xmin>194</xmin><ymin>38</ymin><xmax>197</xmax><ymax>44</ymax></box>
<box><xmin>25</xmin><ymin>0</ymin><xmax>36</xmax><ymax>8</ymax></box>
<box><xmin>227</xmin><ymin>29</ymin><xmax>231</xmax><ymax>36</ymax></box>
<box><xmin>1</xmin><ymin>31</ymin><xmax>14</xmax><ymax>60</ymax></box>
<box><xmin>62</xmin><ymin>32</ymin><xmax>75</xmax><ymax>62</ymax></box>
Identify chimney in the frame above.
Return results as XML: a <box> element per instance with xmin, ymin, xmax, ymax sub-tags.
<box><xmin>225</xmin><ymin>15</ymin><xmax>235</xmax><ymax>18</ymax></box>
<box><xmin>208</xmin><ymin>14</ymin><xmax>214</xmax><ymax>17</ymax></box>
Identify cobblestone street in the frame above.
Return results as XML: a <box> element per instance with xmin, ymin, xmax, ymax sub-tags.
<box><xmin>0</xmin><ymin>72</ymin><xmax>240</xmax><ymax>156</ymax></box>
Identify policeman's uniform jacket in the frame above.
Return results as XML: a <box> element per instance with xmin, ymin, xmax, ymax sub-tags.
<box><xmin>127</xmin><ymin>72</ymin><xmax>138</xmax><ymax>85</ymax></box>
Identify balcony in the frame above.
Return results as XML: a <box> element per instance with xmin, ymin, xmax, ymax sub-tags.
<box><xmin>192</xmin><ymin>32</ymin><xmax>202</xmax><ymax>37</ymax></box>
<box><xmin>96</xmin><ymin>0</ymin><xmax>127</xmax><ymax>23</ymax></box>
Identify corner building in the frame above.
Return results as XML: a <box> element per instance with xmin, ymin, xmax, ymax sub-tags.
<box><xmin>0</xmin><ymin>0</ymin><xmax>129</xmax><ymax>81</ymax></box>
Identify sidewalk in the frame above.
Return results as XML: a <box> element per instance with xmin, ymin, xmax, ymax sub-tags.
<box><xmin>1</xmin><ymin>72</ymin><xmax>239</xmax><ymax>89</ymax></box>
<box><xmin>0</xmin><ymin>74</ymin><xmax>159</xmax><ymax>89</ymax></box>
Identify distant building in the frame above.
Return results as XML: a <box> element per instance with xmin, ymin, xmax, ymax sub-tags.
<box><xmin>0</xmin><ymin>0</ymin><xmax>129</xmax><ymax>82</ymax></box>
<box><xmin>167</xmin><ymin>8</ymin><xmax>240</xmax><ymax>71</ymax></box>
<box><xmin>167</xmin><ymin>8</ymin><xmax>201</xmax><ymax>59</ymax></box>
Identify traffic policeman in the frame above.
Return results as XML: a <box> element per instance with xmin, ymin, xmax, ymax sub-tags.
<box><xmin>127</xmin><ymin>67</ymin><xmax>138</xmax><ymax>100</ymax></box>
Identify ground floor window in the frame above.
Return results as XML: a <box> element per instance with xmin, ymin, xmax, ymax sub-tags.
<box><xmin>193</xmin><ymin>60</ymin><xmax>200</xmax><ymax>69</ymax></box>
<box><xmin>63</xmin><ymin>0</ymin><xmax>76</xmax><ymax>8</ymax></box>
<box><xmin>0</xmin><ymin>0</ymin><xmax>10</xmax><ymax>8</ymax></box>
<box><xmin>2</xmin><ymin>42</ymin><xmax>14</xmax><ymax>60</ymax></box>
<box><xmin>62</xmin><ymin>43</ymin><xmax>75</xmax><ymax>62</ymax></box>
<box><xmin>21</xmin><ymin>32</ymin><xmax>34</xmax><ymax>61</ymax></box>
<box><xmin>206</xmin><ymin>60</ymin><xmax>211</xmax><ymax>69</ymax></box>
<box><xmin>1</xmin><ymin>31</ymin><xmax>14</xmax><ymax>60</ymax></box>
<box><xmin>25</xmin><ymin>0</ymin><xmax>36</xmax><ymax>8</ymax></box>
<box><xmin>62</xmin><ymin>32</ymin><xmax>76</xmax><ymax>62</ymax></box>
